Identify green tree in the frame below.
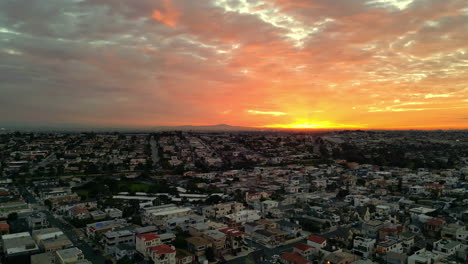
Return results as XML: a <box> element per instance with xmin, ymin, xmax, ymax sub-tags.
<box><xmin>7</xmin><ymin>212</ymin><xmax>18</xmax><ymax>221</ymax></box>
<box><xmin>205</xmin><ymin>247</ymin><xmax>216</xmax><ymax>262</ymax></box>
<box><xmin>44</xmin><ymin>200</ymin><xmax>52</xmax><ymax>210</ymax></box>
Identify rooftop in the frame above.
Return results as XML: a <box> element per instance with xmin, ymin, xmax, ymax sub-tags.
<box><xmin>136</xmin><ymin>232</ymin><xmax>160</xmax><ymax>241</ymax></box>
<box><xmin>219</xmin><ymin>227</ymin><xmax>245</xmax><ymax>237</ymax></box>
<box><xmin>281</xmin><ymin>252</ymin><xmax>310</xmax><ymax>264</ymax></box>
<box><xmin>149</xmin><ymin>244</ymin><xmax>176</xmax><ymax>255</ymax></box>
<box><xmin>308</xmin><ymin>235</ymin><xmax>326</xmax><ymax>244</ymax></box>
<box><xmin>294</xmin><ymin>243</ymin><xmax>313</xmax><ymax>251</ymax></box>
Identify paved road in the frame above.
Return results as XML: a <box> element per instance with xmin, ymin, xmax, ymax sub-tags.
<box><xmin>20</xmin><ymin>186</ymin><xmax>106</xmax><ymax>264</ymax></box>
<box><xmin>44</xmin><ymin>211</ymin><xmax>106</xmax><ymax>264</ymax></box>
<box><xmin>227</xmin><ymin>238</ymin><xmax>307</xmax><ymax>264</ymax></box>
<box><xmin>19</xmin><ymin>185</ymin><xmax>37</xmax><ymax>204</ymax></box>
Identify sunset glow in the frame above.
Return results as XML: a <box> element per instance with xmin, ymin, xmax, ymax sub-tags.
<box><xmin>262</xmin><ymin>120</ymin><xmax>366</xmax><ymax>130</ymax></box>
<box><xmin>0</xmin><ymin>0</ymin><xmax>467</xmax><ymax>129</ymax></box>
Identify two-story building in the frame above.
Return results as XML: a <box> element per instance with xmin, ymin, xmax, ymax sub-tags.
<box><xmin>148</xmin><ymin>244</ymin><xmax>176</xmax><ymax>264</ymax></box>
<box><xmin>136</xmin><ymin>232</ymin><xmax>161</xmax><ymax>258</ymax></box>
<box><xmin>352</xmin><ymin>236</ymin><xmax>376</xmax><ymax>258</ymax></box>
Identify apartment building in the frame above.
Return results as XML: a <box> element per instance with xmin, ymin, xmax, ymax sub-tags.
<box><xmin>136</xmin><ymin>232</ymin><xmax>161</xmax><ymax>258</ymax></box>
<box><xmin>142</xmin><ymin>204</ymin><xmax>192</xmax><ymax>226</ymax></box>
<box><xmin>148</xmin><ymin>244</ymin><xmax>176</xmax><ymax>264</ymax></box>
<box><xmin>352</xmin><ymin>236</ymin><xmax>376</xmax><ymax>258</ymax></box>
<box><xmin>202</xmin><ymin>202</ymin><xmax>245</xmax><ymax>219</ymax></box>
<box><xmin>101</xmin><ymin>230</ymin><xmax>135</xmax><ymax>255</ymax></box>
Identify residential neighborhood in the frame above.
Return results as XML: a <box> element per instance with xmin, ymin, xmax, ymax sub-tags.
<box><xmin>0</xmin><ymin>130</ymin><xmax>467</xmax><ymax>264</ymax></box>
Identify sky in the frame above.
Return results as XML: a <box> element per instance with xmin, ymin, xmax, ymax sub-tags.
<box><xmin>0</xmin><ymin>0</ymin><xmax>467</xmax><ymax>129</ymax></box>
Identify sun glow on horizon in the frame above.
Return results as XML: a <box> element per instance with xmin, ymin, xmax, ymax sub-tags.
<box><xmin>260</xmin><ymin>119</ymin><xmax>367</xmax><ymax>129</ymax></box>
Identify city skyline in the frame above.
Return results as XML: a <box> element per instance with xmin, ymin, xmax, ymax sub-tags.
<box><xmin>1</xmin><ymin>0</ymin><xmax>468</xmax><ymax>129</ymax></box>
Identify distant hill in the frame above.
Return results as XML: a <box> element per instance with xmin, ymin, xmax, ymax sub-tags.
<box><xmin>151</xmin><ymin>124</ymin><xmax>265</xmax><ymax>131</ymax></box>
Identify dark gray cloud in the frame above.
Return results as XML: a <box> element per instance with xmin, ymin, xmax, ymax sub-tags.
<box><xmin>0</xmin><ymin>0</ymin><xmax>467</xmax><ymax>128</ymax></box>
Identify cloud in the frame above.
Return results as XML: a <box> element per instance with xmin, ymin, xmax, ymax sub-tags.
<box><xmin>247</xmin><ymin>110</ymin><xmax>287</xmax><ymax>116</ymax></box>
<box><xmin>424</xmin><ymin>93</ymin><xmax>452</xmax><ymax>99</ymax></box>
<box><xmin>0</xmin><ymin>0</ymin><xmax>467</xmax><ymax>128</ymax></box>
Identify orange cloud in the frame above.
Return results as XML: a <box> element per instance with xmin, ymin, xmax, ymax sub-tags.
<box><xmin>151</xmin><ymin>0</ymin><xmax>180</xmax><ymax>28</ymax></box>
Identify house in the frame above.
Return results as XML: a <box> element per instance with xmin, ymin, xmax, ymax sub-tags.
<box><xmin>398</xmin><ymin>232</ymin><xmax>415</xmax><ymax>253</ymax></box>
<box><xmin>101</xmin><ymin>230</ymin><xmax>135</xmax><ymax>255</ymax></box>
<box><xmin>166</xmin><ymin>214</ymin><xmax>206</xmax><ymax>231</ymax></box>
<box><xmin>105</xmin><ymin>208</ymin><xmax>123</xmax><ymax>219</ymax></box>
<box><xmin>202</xmin><ymin>202</ymin><xmax>244</xmax><ymax>219</ymax></box>
<box><xmin>136</xmin><ymin>232</ymin><xmax>161</xmax><ymax>258</ymax></box>
<box><xmin>375</xmin><ymin>205</ymin><xmax>391</xmax><ymax>217</ymax></box>
<box><xmin>31</xmin><ymin>252</ymin><xmax>55</xmax><ymax>264</ymax></box>
<box><xmin>86</xmin><ymin>219</ymin><xmax>128</xmax><ymax>238</ymax></box>
<box><xmin>176</xmin><ymin>248</ymin><xmax>195</xmax><ymax>264</ymax></box>
<box><xmin>0</xmin><ymin>220</ymin><xmax>10</xmax><ymax>234</ymax></box>
<box><xmin>407</xmin><ymin>249</ymin><xmax>443</xmax><ymax>264</ymax></box>
<box><xmin>432</xmin><ymin>239</ymin><xmax>462</xmax><ymax>257</ymax></box>
<box><xmin>277</xmin><ymin>220</ymin><xmax>303</xmax><ymax>238</ymax></box>
<box><xmin>352</xmin><ymin>236</ymin><xmax>376</xmax><ymax>258</ymax></box>
<box><xmin>159</xmin><ymin>233</ymin><xmax>176</xmax><ymax>244</ymax></box>
<box><xmin>186</xmin><ymin>236</ymin><xmax>212</xmax><ymax>256</ymax></box>
<box><xmin>375</xmin><ymin>238</ymin><xmax>403</xmax><ymax>256</ymax></box>
<box><xmin>385</xmin><ymin>251</ymin><xmax>407</xmax><ymax>264</ymax></box>
<box><xmin>245</xmin><ymin>222</ymin><xmax>264</xmax><ymax>235</ymax></box>
<box><xmin>2</xmin><ymin>232</ymin><xmax>40</xmax><ymax>258</ymax></box>
<box><xmin>147</xmin><ymin>244</ymin><xmax>176</xmax><ymax>264</ymax></box>
<box><xmin>188</xmin><ymin>223</ymin><xmax>210</xmax><ymax>237</ymax></box>
<box><xmin>28</xmin><ymin>212</ymin><xmax>49</xmax><ymax>230</ymax></box>
<box><xmin>441</xmin><ymin>224</ymin><xmax>465</xmax><ymax>240</ymax></box>
<box><xmin>32</xmin><ymin>228</ymin><xmax>73</xmax><ymax>252</ymax></box>
<box><xmin>55</xmin><ymin>247</ymin><xmax>85</xmax><ymax>264</ymax></box>
<box><xmin>307</xmin><ymin>235</ymin><xmax>327</xmax><ymax>249</ymax></box>
<box><xmin>258</xmin><ymin>200</ymin><xmax>279</xmax><ymax>214</ymax></box>
<box><xmin>379</xmin><ymin>225</ymin><xmax>404</xmax><ymax>240</ymax></box>
<box><xmin>142</xmin><ymin>204</ymin><xmax>192</xmax><ymax>226</ymax></box>
<box><xmin>70</xmin><ymin>206</ymin><xmax>90</xmax><ymax>220</ymax></box>
<box><xmin>324</xmin><ymin>252</ymin><xmax>360</xmax><ymax>264</ymax></box>
<box><xmin>293</xmin><ymin>243</ymin><xmax>314</xmax><ymax>258</ymax></box>
<box><xmin>89</xmin><ymin>210</ymin><xmax>106</xmax><ymax>220</ymax></box>
<box><xmin>252</xmin><ymin>229</ymin><xmax>281</xmax><ymax>247</ymax></box>
<box><xmin>362</xmin><ymin>220</ymin><xmax>384</xmax><ymax>239</ymax></box>
<box><xmin>224</xmin><ymin>210</ymin><xmax>261</xmax><ymax>227</ymax></box>
<box><xmin>245</xmin><ymin>192</ymin><xmax>271</xmax><ymax>203</ymax></box>
<box><xmin>113</xmin><ymin>244</ymin><xmax>136</xmax><ymax>261</ymax></box>
<box><xmin>219</xmin><ymin>227</ymin><xmax>247</xmax><ymax>256</ymax></box>
<box><xmin>423</xmin><ymin>218</ymin><xmax>446</xmax><ymax>238</ymax></box>
<box><xmin>201</xmin><ymin>230</ymin><xmax>226</xmax><ymax>257</ymax></box>
<box><xmin>280</xmin><ymin>252</ymin><xmax>311</xmax><ymax>264</ymax></box>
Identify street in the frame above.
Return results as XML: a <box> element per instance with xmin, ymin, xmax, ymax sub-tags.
<box><xmin>20</xmin><ymin>186</ymin><xmax>106</xmax><ymax>264</ymax></box>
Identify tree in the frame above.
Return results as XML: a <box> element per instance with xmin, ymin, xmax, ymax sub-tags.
<box><xmin>336</xmin><ymin>188</ymin><xmax>350</xmax><ymax>199</ymax></box>
<box><xmin>205</xmin><ymin>247</ymin><xmax>216</xmax><ymax>262</ymax></box>
<box><xmin>117</xmin><ymin>256</ymin><xmax>133</xmax><ymax>264</ymax></box>
<box><xmin>44</xmin><ymin>200</ymin><xmax>52</xmax><ymax>210</ymax></box>
<box><xmin>7</xmin><ymin>212</ymin><xmax>18</xmax><ymax>221</ymax></box>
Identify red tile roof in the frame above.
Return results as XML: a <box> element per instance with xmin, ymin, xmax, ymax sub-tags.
<box><xmin>149</xmin><ymin>244</ymin><xmax>175</xmax><ymax>255</ymax></box>
<box><xmin>424</xmin><ymin>183</ymin><xmax>443</xmax><ymax>188</ymax></box>
<box><xmin>308</xmin><ymin>235</ymin><xmax>326</xmax><ymax>244</ymax></box>
<box><xmin>425</xmin><ymin>218</ymin><xmax>445</xmax><ymax>226</ymax></box>
<box><xmin>137</xmin><ymin>232</ymin><xmax>160</xmax><ymax>241</ymax></box>
<box><xmin>294</xmin><ymin>243</ymin><xmax>313</xmax><ymax>251</ymax></box>
<box><xmin>219</xmin><ymin>227</ymin><xmax>245</xmax><ymax>237</ymax></box>
<box><xmin>281</xmin><ymin>252</ymin><xmax>311</xmax><ymax>264</ymax></box>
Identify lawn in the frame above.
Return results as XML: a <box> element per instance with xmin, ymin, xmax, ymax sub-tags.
<box><xmin>124</xmin><ymin>183</ymin><xmax>150</xmax><ymax>193</ymax></box>
<box><xmin>75</xmin><ymin>189</ymin><xmax>90</xmax><ymax>199</ymax></box>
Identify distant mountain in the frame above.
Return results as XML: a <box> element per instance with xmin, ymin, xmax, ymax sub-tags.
<box><xmin>151</xmin><ymin>124</ymin><xmax>265</xmax><ymax>131</ymax></box>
